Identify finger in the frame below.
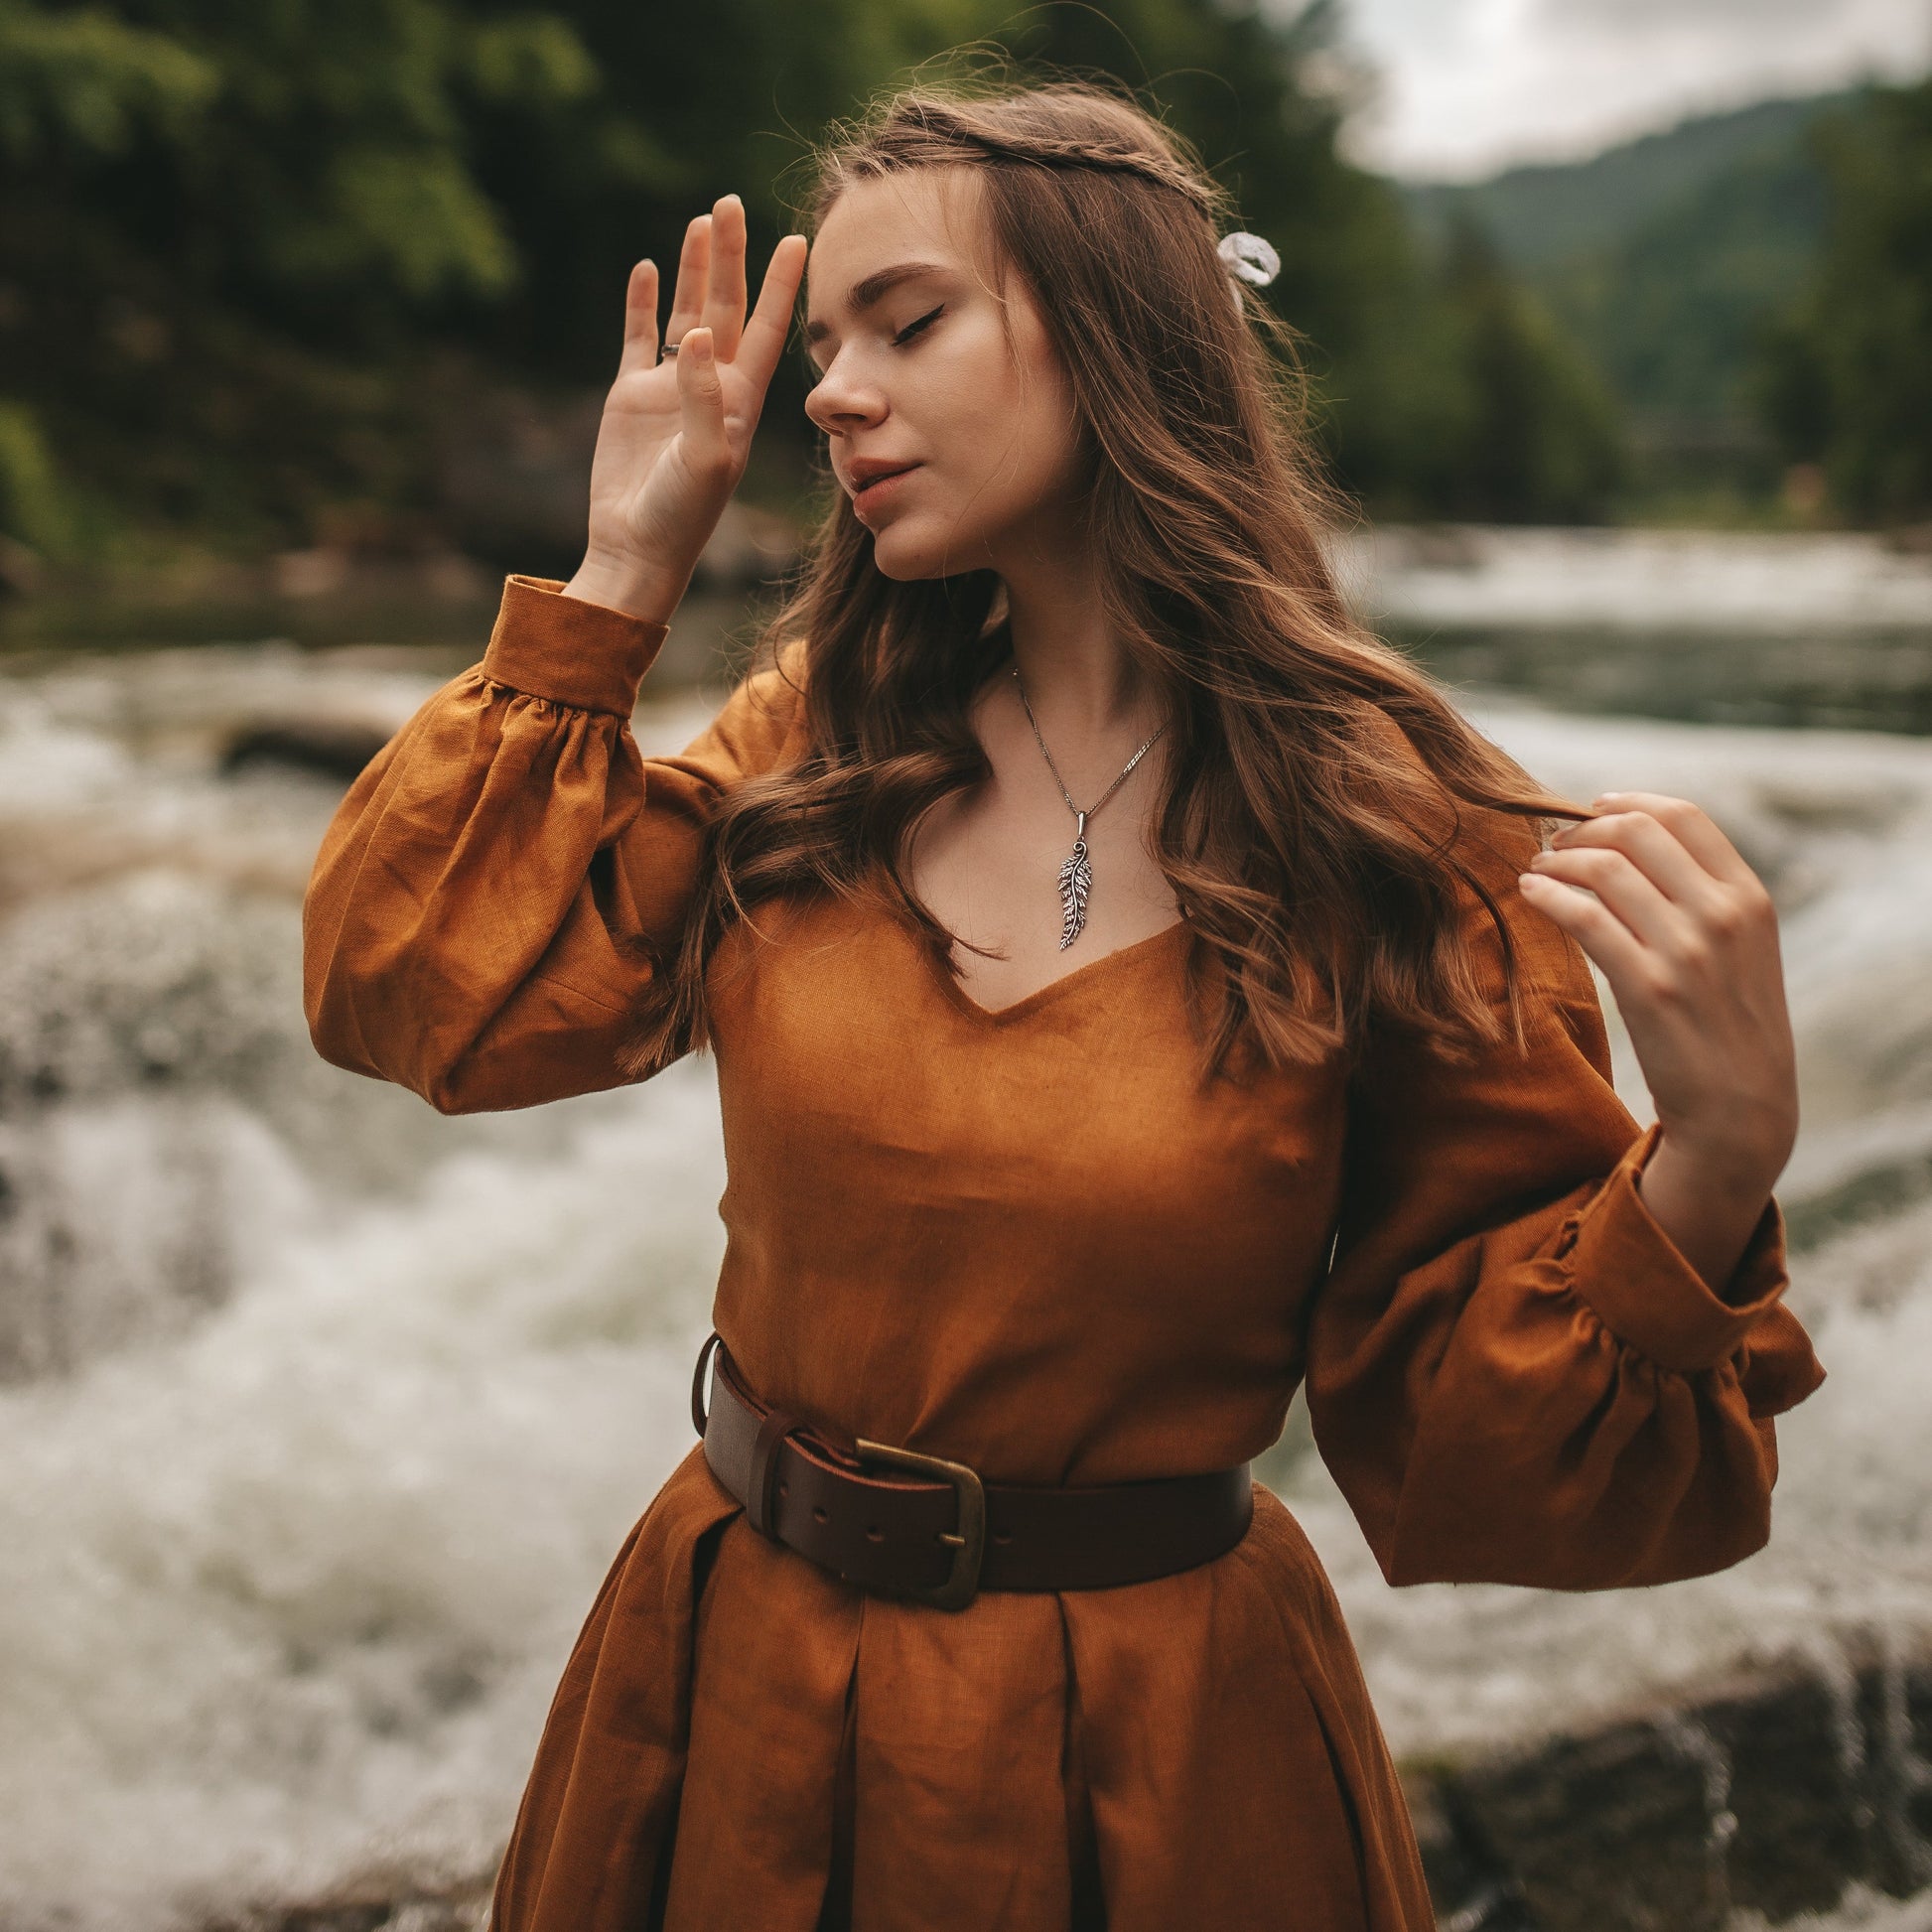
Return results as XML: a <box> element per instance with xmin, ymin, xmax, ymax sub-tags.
<box><xmin>1589</xmin><ymin>791</ymin><xmax>1757</xmax><ymax>889</ymax></box>
<box><xmin>1517</xmin><ymin>871</ymin><xmax>1648</xmax><ymax>985</ymax></box>
<box><xmin>1549</xmin><ymin>808</ymin><xmax>1718</xmax><ymax>906</ymax></box>
<box><xmin>736</xmin><ymin>233</ymin><xmax>809</xmax><ymax>393</ymax></box>
<box><xmin>675</xmin><ymin>327</ymin><xmax>731</xmax><ymax>479</ymax></box>
<box><xmin>616</xmin><ymin>259</ymin><xmax>660</xmax><ymax>376</ymax></box>
<box><xmin>1526</xmin><ymin>845</ymin><xmax>1686</xmax><ymax>952</ymax></box>
<box><xmin>702</xmin><ymin>193</ymin><xmax>749</xmax><ymax>358</ymax></box>
<box><xmin>665</xmin><ymin>214</ymin><xmax>710</xmax><ymax>344</ymax></box>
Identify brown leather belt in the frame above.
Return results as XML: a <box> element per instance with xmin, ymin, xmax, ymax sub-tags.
<box><xmin>693</xmin><ymin>1332</ymin><xmax>1253</xmax><ymax>1611</ymax></box>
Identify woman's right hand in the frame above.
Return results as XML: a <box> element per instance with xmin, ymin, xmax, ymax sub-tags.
<box><xmin>564</xmin><ymin>195</ymin><xmax>808</xmax><ymax>624</ymax></box>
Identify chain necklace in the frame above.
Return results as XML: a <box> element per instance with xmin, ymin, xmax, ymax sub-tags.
<box><xmin>1011</xmin><ymin>664</ymin><xmax>1170</xmax><ymax>951</ymax></box>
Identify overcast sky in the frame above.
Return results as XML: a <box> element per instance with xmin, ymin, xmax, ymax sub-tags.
<box><xmin>1330</xmin><ymin>0</ymin><xmax>1932</xmax><ymax>179</ymax></box>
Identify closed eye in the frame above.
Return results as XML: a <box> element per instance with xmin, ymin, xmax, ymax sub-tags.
<box><xmin>893</xmin><ymin>304</ymin><xmax>944</xmax><ymax>347</ymax></box>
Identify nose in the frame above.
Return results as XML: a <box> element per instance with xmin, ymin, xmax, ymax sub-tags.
<box><xmin>803</xmin><ymin>349</ymin><xmax>887</xmax><ymax>437</ymax></box>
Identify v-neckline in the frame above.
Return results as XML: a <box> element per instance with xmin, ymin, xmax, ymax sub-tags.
<box><xmin>927</xmin><ymin>917</ymin><xmax>1190</xmax><ymax>1024</ymax></box>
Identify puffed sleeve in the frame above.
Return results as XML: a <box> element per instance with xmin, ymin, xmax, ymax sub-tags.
<box><xmin>1304</xmin><ymin>808</ymin><xmax>1826</xmax><ymax>1590</ymax></box>
<box><xmin>302</xmin><ymin>575</ymin><xmax>805</xmax><ymax>1114</ymax></box>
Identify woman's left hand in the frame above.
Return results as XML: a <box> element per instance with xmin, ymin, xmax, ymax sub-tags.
<box><xmin>1517</xmin><ymin>790</ymin><xmax>1798</xmax><ymax>1293</ymax></box>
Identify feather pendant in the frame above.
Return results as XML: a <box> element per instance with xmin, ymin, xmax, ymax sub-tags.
<box><xmin>1057</xmin><ymin>839</ymin><xmax>1092</xmax><ymax>950</ymax></box>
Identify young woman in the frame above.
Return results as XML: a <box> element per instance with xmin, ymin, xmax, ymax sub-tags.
<box><xmin>305</xmin><ymin>82</ymin><xmax>1824</xmax><ymax>1932</ymax></box>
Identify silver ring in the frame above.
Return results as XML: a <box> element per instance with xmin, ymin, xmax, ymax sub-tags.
<box><xmin>659</xmin><ymin>340</ymin><xmax>681</xmax><ymax>361</ymax></box>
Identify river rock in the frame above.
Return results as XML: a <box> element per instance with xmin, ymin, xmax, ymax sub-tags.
<box><xmin>206</xmin><ymin>1875</ymin><xmax>492</xmax><ymax>1932</ymax></box>
<box><xmin>1411</xmin><ymin>1643</ymin><xmax>1932</xmax><ymax>1929</ymax></box>
<box><xmin>219</xmin><ymin>717</ymin><xmax>394</xmax><ymax>781</ymax></box>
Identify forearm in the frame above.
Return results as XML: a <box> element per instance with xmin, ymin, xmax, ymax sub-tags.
<box><xmin>1633</xmin><ymin>1131</ymin><xmax>1781</xmax><ymax>1296</ymax></box>
<box><xmin>1520</xmin><ymin>789</ymin><xmax>1797</xmax><ymax>1298</ymax></box>
<box><xmin>303</xmin><ymin>579</ymin><xmax>684</xmax><ymax>1109</ymax></box>
<box><xmin>563</xmin><ymin>548</ymin><xmax>692</xmax><ymax>626</ymax></box>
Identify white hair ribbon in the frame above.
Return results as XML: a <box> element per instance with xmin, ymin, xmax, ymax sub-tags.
<box><xmin>1216</xmin><ymin>231</ymin><xmax>1281</xmax><ymax>289</ymax></box>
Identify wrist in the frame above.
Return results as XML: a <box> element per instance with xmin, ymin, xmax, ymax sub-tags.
<box><xmin>1634</xmin><ymin>1131</ymin><xmax>1781</xmax><ymax>1297</ymax></box>
<box><xmin>1644</xmin><ymin>1124</ymin><xmax>1786</xmax><ymax>1212</ymax></box>
<box><xmin>562</xmin><ymin>550</ymin><xmax>688</xmax><ymax>626</ymax></box>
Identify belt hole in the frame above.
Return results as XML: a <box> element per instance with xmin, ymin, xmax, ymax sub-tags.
<box><xmin>777</xmin><ymin>1481</ymin><xmax>788</xmax><ymax>1497</ymax></box>
<box><xmin>864</xmin><ymin>1525</ymin><xmax>884</xmax><ymax>1543</ymax></box>
<box><xmin>992</xmin><ymin>1532</ymin><xmax>1013</xmax><ymax>1546</ymax></box>
<box><xmin>812</xmin><ymin>1505</ymin><xmax>829</xmax><ymax>1524</ymax></box>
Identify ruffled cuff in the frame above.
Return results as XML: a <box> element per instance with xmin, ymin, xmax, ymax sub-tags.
<box><xmin>1557</xmin><ymin>1122</ymin><xmax>1789</xmax><ymax>1374</ymax></box>
<box><xmin>479</xmin><ymin>575</ymin><xmax>668</xmax><ymax>717</ymax></box>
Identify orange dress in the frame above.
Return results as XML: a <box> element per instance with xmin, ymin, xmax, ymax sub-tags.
<box><xmin>304</xmin><ymin>577</ymin><xmax>1825</xmax><ymax>1932</ymax></box>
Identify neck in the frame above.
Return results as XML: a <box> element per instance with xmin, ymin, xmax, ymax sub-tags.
<box><xmin>995</xmin><ymin>516</ymin><xmax>1154</xmax><ymax>733</ymax></box>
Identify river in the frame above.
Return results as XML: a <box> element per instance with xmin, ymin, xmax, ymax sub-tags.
<box><xmin>1</xmin><ymin>527</ymin><xmax>1930</xmax><ymax>1930</ymax></box>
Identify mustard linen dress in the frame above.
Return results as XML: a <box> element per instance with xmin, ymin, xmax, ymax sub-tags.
<box><xmin>304</xmin><ymin>577</ymin><xmax>1826</xmax><ymax>1932</ymax></box>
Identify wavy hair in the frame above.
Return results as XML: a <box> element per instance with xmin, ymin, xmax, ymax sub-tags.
<box><xmin>623</xmin><ymin>79</ymin><xmax>1575</xmax><ymax>1081</ymax></box>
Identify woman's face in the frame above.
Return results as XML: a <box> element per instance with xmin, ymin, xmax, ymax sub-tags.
<box><xmin>802</xmin><ymin>168</ymin><xmax>1087</xmax><ymax>582</ymax></box>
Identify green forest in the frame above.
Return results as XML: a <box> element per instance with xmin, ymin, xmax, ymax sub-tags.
<box><xmin>2</xmin><ymin>0</ymin><xmax>1929</xmax><ymax>580</ymax></box>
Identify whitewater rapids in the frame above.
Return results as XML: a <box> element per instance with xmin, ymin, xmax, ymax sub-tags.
<box><xmin>1</xmin><ymin>628</ymin><xmax>1929</xmax><ymax>1928</ymax></box>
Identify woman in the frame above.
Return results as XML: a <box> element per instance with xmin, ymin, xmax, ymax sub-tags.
<box><xmin>305</xmin><ymin>82</ymin><xmax>1823</xmax><ymax>1932</ymax></box>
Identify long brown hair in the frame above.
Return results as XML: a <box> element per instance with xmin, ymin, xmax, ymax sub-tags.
<box><xmin>624</xmin><ymin>79</ymin><xmax>1573</xmax><ymax>1080</ymax></box>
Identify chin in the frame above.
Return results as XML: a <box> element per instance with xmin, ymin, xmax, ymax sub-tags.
<box><xmin>867</xmin><ymin>520</ymin><xmax>960</xmax><ymax>583</ymax></box>
<box><xmin>873</xmin><ymin>513</ymin><xmax>997</xmax><ymax>579</ymax></box>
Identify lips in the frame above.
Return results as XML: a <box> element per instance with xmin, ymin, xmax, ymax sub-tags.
<box><xmin>845</xmin><ymin>459</ymin><xmax>921</xmax><ymax>504</ymax></box>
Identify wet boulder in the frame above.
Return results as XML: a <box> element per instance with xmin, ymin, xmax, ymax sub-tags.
<box><xmin>219</xmin><ymin>717</ymin><xmax>393</xmax><ymax>782</ymax></box>
<box><xmin>1411</xmin><ymin>1644</ymin><xmax>1932</xmax><ymax>1929</ymax></box>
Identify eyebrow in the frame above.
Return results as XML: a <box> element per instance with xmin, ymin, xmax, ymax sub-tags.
<box><xmin>802</xmin><ymin>260</ymin><xmax>949</xmax><ymax>347</ymax></box>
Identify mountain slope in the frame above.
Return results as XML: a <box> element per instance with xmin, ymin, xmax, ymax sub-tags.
<box><xmin>1402</xmin><ymin>91</ymin><xmax>1862</xmax><ymax>461</ymax></box>
<box><xmin>1404</xmin><ymin>92</ymin><xmax>1847</xmax><ymax>273</ymax></box>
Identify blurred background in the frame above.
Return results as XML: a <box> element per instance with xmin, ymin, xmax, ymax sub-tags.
<box><xmin>4</xmin><ymin>3</ymin><xmax>1932</xmax><ymax>1930</ymax></box>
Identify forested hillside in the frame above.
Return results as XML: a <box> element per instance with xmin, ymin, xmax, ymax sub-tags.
<box><xmin>2</xmin><ymin>2</ymin><xmax>1926</xmax><ymax>568</ymax></box>
<box><xmin>1405</xmin><ymin>94</ymin><xmax>1843</xmax><ymax>273</ymax></box>
<box><xmin>1409</xmin><ymin>94</ymin><xmax>1845</xmax><ymax>500</ymax></box>
<box><xmin>0</xmin><ymin>0</ymin><xmax>1622</xmax><ymax>568</ymax></box>
<box><xmin>1405</xmin><ymin>85</ymin><xmax>1932</xmax><ymax>522</ymax></box>
<box><xmin>1761</xmin><ymin>79</ymin><xmax>1932</xmax><ymax>521</ymax></box>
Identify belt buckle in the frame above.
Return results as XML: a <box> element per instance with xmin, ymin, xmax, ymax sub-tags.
<box><xmin>854</xmin><ymin>1438</ymin><xmax>987</xmax><ymax>1611</ymax></box>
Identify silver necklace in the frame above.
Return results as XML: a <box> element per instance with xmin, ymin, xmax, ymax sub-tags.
<box><xmin>1011</xmin><ymin>665</ymin><xmax>1170</xmax><ymax>950</ymax></box>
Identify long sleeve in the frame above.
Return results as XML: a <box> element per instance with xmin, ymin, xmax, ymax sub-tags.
<box><xmin>302</xmin><ymin>575</ymin><xmax>805</xmax><ymax>1114</ymax></box>
<box><xmin>1305</xmin><ymin>808</ymin><xmax>1825</xmax><ymax>1591</ymax></box>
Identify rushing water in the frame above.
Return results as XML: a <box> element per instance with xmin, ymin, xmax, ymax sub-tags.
<box><xmin>1</xmin><ymin>530</ymin><xmax>1931</xmax><ymax>1929</ymax></box>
